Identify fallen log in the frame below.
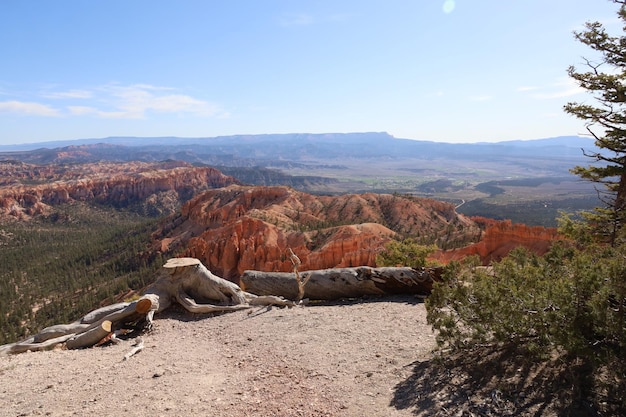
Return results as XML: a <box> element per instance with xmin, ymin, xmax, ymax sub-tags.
<box><xmin>4</xmin><ymin>259</ymin><xmax>434</xmax><ymax>354</ymax></box>
<box><xmin>66</xmin><ymin>320</ymin><xmax>112</xmax><ymax>350</ymax></box>
<box><xmin>1</xmin><ymin>334</ymin><xmax>77</xmax><ymax>355</ymax></box>
<box><xmin>1</xmin><ymin>260</ymin><xmax>436</xmax><ymax>355</ymax></box>
<box><xmin>240</xmin><ymin>266</ymin><xmax>439</xmax><ymax>300</ymax></box>
<box><xmin>0</xmin><ymin>295</ymin><xmax>159</xmax><ymax>355</ymax></box>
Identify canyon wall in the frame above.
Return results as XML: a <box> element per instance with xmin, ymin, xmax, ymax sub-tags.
<box><xmin>0</xmin><ymin>161</ymin><xmax>239</xmax><ymax>218</ymax></box>
<box><xmin>432</xmin><ymin>217</ymin><xmax>561</xmax><ymax>265</ymax></box>
<box><xmin>152</xmin><ymin>185</ymin><xmax>481</xmax><ymax>281</ymax></box>
<box><xmin>1</xmin><ymin>159</ymin><xmax>564</xmax><ymax>282</ymax></box>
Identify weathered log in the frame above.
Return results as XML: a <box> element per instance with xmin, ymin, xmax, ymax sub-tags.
<box><xmin>66</xmin><ymin>320</ymin><xmax>112</xmax><ymax>350</ymax></box>
<box><xmin>0</xmin><ymin>334</ymin><xmax>76</xmax><ymax>355</ymax></box>
<box><xmin>33</xmin><ymin>323</ymin><xmax>90</xmax><ymax>343</ymax></box>
<box><xmin>0</xmin><ymin>294</ymin><xmax>159</xmax><ymax>354</ymax></box>
<box><xmin>144</xmin><ymin>257</ymin><xmax>296</xmax><ymax>312</ymax></box>
<box><xmin>241</xmin><ymin>266</ymin><xmax>437</xmax><ymax>300</ymax></box>
<box><xmin>80</xmin><ymin>302</ymin><xmax>131</xmax><ymax>324</ymax></box>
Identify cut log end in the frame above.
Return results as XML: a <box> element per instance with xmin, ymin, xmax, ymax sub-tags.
<box><xmin>66</xmin><ymin>320</ymin><xmax>113</xmax><ymax>350</ymax></box>
<box><xmin>135</xmin><ymin>298</ymin><xmax>154</xmax><ymax>314</ymax></box>
<box><xmin>163</xmin><ymin>257</ymin><xmax>201</xmax><ymax>268</ymax></box>
<box><xmin>101</xmin><ymin>320</ymin><xmax>112</xmax><ymax>333</ymax></box>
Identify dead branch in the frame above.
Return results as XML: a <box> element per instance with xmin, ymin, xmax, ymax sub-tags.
<box><xmin>123</xmin><ymin>337</ymin><xmax>145</xmax><ymax>360</ymax></box>
<box><xmin>288</xmin><ymin>248</ymin><xmax>310</xmax><ymax>302</ymax></box>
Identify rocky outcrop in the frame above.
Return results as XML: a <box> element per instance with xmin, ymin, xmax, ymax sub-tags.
<box><xmin>432</xmin><ymin>217</ymin><xmax>562</xmax><ymax>265</ymax></box>
<box><xmin>0</xmin><ymin>161</ymin><xmax>240</xmax><ymax>219</ymax></box>
<box><xmin>152</xmin><ymin>185</ymin><xmax>481</xmax><ymax>281</ymax></box>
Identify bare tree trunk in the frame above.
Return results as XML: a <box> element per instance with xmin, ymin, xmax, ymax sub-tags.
<box><xmin>240</xmin><ymin>266</ymin><xmax>438</xmax><ymax>300</ymax></box>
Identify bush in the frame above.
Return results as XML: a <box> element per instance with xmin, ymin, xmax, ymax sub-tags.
<box><xmin>425</xmin><ymin>231</ymin><xmax>626</xmax><ymax>411</ymax></box>
<box><xmin>376</xmin><ymin>238</ymin><xmax>437</xmax><ymax>269</ymax></box>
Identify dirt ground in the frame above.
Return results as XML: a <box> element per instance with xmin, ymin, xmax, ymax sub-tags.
<box><xmin>0</xmin><ymin>295</ymin><xmax>441</xmax><ymax>417</ymax></box>
<box><xmin>3</xmin><ymin>294</ymin><xmax>610</xmax><ymax>417</ymax></box>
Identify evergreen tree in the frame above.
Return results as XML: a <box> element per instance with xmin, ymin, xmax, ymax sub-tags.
<box><xmin>564</xmin><ymin>0</ymin><xmax>626</xmax><ymax>245</ymax></box>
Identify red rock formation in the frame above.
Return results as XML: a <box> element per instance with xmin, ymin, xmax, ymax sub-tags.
<box><xmin>0</xmin><ymin>161</ymin><xmax>240</xmax><ymax>219</ymax></box>
<box><xmin>432</xmin><ymin>218</ymin><xmax>562</xmax><ymax>265</ymax></box>
<box><xmin>153</xmin><ymin>185</ymin><xmax>481</xmax><ymax>281</ymax></box>
<box><xmin>2</xmin><ymin>159</ymin><xmax>564</xmax><ymax>280</ymax></box>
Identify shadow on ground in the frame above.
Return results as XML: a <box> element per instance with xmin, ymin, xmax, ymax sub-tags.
<box><xmin>390</xmin><ymin>346</ymin><xmax>621</xmax><ymax>417</ymax></box>
<box><xmin>156</xmin><ymin>293</ymin><xmax>426</xmax><ymax>323</ymax></box>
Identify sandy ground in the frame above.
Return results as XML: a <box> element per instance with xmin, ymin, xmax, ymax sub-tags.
<box><xmin>0</xmin><ymin>295</ymin><xmax>437</xmax><ymax>417</ymax></box>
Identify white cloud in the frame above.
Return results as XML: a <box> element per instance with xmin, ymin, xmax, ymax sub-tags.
<box><xmin>43</xmin><ymin>89</ymin><xmax>93</xmax><ymax>99</ymax></box>
<box><xmin>97</xmin><ymin>84</ymin><xmax>228</xmax><ymax>119</ymax></box>
<box><xmin>59</xmin><ymin>104</ymin><xmax>123</xmax><ymax>119</ymax></box>
<box><xmin>529</xmin><ymin>78</ymin><xmax>584</xmax><ymax>100</ymax></box>
<box><xmin>278</xmin><ymin>13</ymin><xmax>314</xmax><ymax>26</ymax></box>
<box><xmin>0</xmin><ymin>100</ymin><xmax>60</xmax><ymax>116</ymax></box>
<box><xmin>0</xmin><ymin>84</ymin><xmax>228</xmax><ymax>120</ymax></box>
<box><xmin>517</xmin><ymin>86</ymin><xmax>538</xmax><ymax>92</ymax></box>
<box><xmin>67</xmin><ymin>105</ymin><xmax>98</xmax><ymax>115</ymax></box>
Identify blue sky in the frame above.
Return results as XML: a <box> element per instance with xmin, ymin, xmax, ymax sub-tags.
<box><xmin>0</xmin><ymin>0</ymin><xmax>621</xmax><ymax>145</ymax></box>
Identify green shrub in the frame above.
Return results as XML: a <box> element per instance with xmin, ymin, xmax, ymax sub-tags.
<box><xmin>425</xmin><ymin>231</ymin><xmax>626</xmax><ymax>410</ymax></box>
<box><xmin>376</xmin><ymin>238</ymin><xmax>437</xmax><ymax>269</ymax></box>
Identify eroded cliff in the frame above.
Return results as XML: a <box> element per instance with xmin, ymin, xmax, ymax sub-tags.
<box><xmin>0</xmin><ymin>160</ymin><xmax>240</xmax><ymax>219</ymax></box>
<box><xmin>152</xmin><ymin>185</ymin><xmax>481</xmax><ymax>281</ymax></box>
<box><xmin>432</xmin><ymin>217</ymin><xmax>562</xmax><ymax>265</ymax></box>
<box><xmin>1</xmin><ymin>159</ymin><xmax>564</xmax><ymax>282</ymax></box>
